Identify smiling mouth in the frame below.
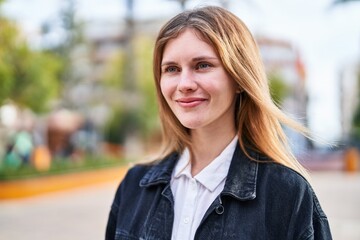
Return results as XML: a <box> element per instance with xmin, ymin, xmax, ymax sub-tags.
<box><xmin>176</xmin><ymin>98</ymin><xmax>207</xmax><ymax>108</ymax></box>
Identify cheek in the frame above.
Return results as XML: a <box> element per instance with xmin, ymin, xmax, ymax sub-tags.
<box><xmin>159</xmin><ymin>81</ymin><xmax>168</xmax><ymax>99</ymax></box>
<box><xmin>160</xmin><ymin>79</ymin><xmax>174</xmax><ymax>101</ymax></box>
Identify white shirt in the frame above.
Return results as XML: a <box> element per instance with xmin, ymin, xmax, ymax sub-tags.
<box><xmin>170</xmin><ymin>136</ymin><xmax>238</xmax><ymax>240</ymax></box>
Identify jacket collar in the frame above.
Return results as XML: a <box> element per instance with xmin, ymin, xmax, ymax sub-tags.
<box><xmin>139</xmin><ymin>144</ymin><xmax>259</xmax><ymax>201</ymax></box>
<box><xmin>221</xmin><ymin>144</ymin><xmax>258</xmax><ymax>200</ymax></box>
<box><xmin>139</xmin><ymin>153</ymin><xmax>178</xmax><ymax>187</ymax></box>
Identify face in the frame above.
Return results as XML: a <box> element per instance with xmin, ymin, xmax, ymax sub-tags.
<box><xmin>160</xmin><ymin>29</ymin><xmax>237</xmax><ymax>132</ymax></box>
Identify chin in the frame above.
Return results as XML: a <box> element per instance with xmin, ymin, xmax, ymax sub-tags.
<box><xmin>179</xmin><ymin>120</ymin><xmax>203</xmax><ymax>130</ymax></box>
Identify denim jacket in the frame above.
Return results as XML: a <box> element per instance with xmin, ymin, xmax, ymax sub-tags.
<box><xmin>106</xmin><ymin>145</ymin><xmax>332</xmax><ymax>240</ymax></box>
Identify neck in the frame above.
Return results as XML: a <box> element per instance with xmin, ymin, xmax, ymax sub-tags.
<box><xmin>189</xmin><ymin>125</ymin><xmax>237</xmax><ymax>176</ymax></box>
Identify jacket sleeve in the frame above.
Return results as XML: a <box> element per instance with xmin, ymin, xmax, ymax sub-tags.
<box><xmin>312</xmin><ymin>192</ymin><xmax>332</xmax><ymax>240</ymax></box>
<box><xmin>105</xmin><ymin>165</ymin><xmax>150</xmax><ymax>240</ymax></box>
<box><xmin>298</xmin><ymin>190</ymin><xmax>332</xmax><ymax>240</ymax></box>
<box><xmin>105</xmin><ymin>176</ymin><xmax>124</xmax><ymax>240</ymax></box>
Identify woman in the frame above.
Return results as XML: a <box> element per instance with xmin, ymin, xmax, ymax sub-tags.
<box><xmin>106</xmin><ymin>6</ymin><xmax>332</xmax><ymax>240</ymax></box>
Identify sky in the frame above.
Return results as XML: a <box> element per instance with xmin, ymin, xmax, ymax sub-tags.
<box><xmin>2</xmin><ymin>0</ymin><xmax>360</xmax><ymax>144</ymax></box>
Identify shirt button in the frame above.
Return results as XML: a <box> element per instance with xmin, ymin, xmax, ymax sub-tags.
<box><xmin>184</xmin><ymin>217</ymin><xmax>190</xmax><ymax>224</ymax></box>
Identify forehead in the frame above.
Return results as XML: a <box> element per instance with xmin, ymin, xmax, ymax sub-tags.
<box><xmin>162</xmin><ymin>29</ymin><xmax>216</xmax><ymax>60</ymax></box>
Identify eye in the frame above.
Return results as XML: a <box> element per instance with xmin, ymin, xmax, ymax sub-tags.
<box><xmin>163</xmin><ymin>66</ymin><xmax>179</xmax><ymax>73</ymax></box>
<box><xmin>196</xmin><ymin>62</ymin><xmax>211</xmax><ymax>70</ymax></box>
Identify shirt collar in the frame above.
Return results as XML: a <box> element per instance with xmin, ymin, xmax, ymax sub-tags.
<box><xmin>173</xmin><ymin>148</ymin><xmax>191</xmax><ymax>179</ymax></box>
<box><xmin>172</xmin><ymin>136</ymin><xmax>238</xmax><ymax>192</ymax></box>
<box><xmin>140</xmin><ymin>139</ymin><xmax>260</xmax><ymax>201</ymax></box>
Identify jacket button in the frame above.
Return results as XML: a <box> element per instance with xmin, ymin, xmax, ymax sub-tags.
<box><xmin>215</xmin><ymin>205</ymin><xmax>224</xmax><ymax>215</ymax></box>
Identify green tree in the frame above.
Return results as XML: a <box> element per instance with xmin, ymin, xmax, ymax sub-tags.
<box><xmin>268</xmin><ymin>73</ymin><xmax>290</xmax><ymax>106</ymax></box>
<box><xmin>103</xmin><ymin>51</ymin><xmax>126</xmax><ymax>89</ymax></box>
<box><xmin>101</xmin><ymin>35</ymin><xmax>159</xmax><ymax>142</ymax></box>
<box><xmin>103</xmin><ymin>106</ymin><xmax>141</xmax><ymax>144</ymax></box>
<box><xmin>351</xmin><ymin>72</ymin><xmax>360</xmax><ymax>141</ymax></box>
<box><xmin>135</xmin><ymin>35</ymin><xmax>160</xmax><ymax>138</ymax></box>
<box><xmin>43</xmin><ymin>0</ymin><xmax>86</xmax><ymax>109</ymax></box>
<box><xmin>54</xmin><ymin>0</ymin><xmax>84</xmax><ymax>85</ymax></box>
<box><xmin>0</xmin><ymin>16</ymin><xmax>61</xmax><ymax>112</ymax></box>
<box><xmin>352</xmin><ymin>109</ymin><xmax>360</xmax><ymax>140</ymax></box>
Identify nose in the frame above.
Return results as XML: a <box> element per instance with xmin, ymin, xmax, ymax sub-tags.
<box><xmin>177</xmin><ymin>70</ymin><xmax>197</xmax><ymax>93</ymax></box>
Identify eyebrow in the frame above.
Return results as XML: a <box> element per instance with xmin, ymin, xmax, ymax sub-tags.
<box><xmin>161</xmin><ymin>56</ymin><xmax>219</xmax><ymax>66</ymax></box>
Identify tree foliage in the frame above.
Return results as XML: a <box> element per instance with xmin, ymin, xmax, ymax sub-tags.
<box><xmin>51</xmin><ymin>0</ymin><xmax>84</xmax><ymax>86</ymax></box>
<box><xmin>268</xmin><ymin>72</ymin><xmax>290</xmax><ymax>106</ymax></box>
<box><xmin>0</xmin><ymin>17</ymin><xmax>61</xmax><ymax>112</ymax></box>
<box><xmin>101</xmin><ymin>35</ymin><xmax>160</xmax><ymax>143</ymax></box>
<box><xmin>103</xmin><ymin>51</ymin><xmax>126</xmax><ymax>89</ymax></box>
<box><xmin>134</xmin><ymin>35</ymin><xmax>159</xmax><ymax>137</ymax></box>
<box><xmin>351</xmin><ymin>71</ymin><xmax>360</xmax><ymax>141</ymax></box>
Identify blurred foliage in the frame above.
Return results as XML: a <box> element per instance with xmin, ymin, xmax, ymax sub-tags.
<box><xmin>103</xmin><ymin>51</ymin><xmax>126</xmax><ymax>89</ymax></box>
<box><xmin>103</xmin><ymin>107</ymin><xmax>141</xmax><ymax>144</ymax></box>
<box><xmin>351</xmin><ymin>70</ymin><xmax>360</xmax><ymax>141</ymax></box>
<box><xmin>0</xmin><ymin>16</ymin><xmax>61</xmax><ymax>113</ymax></box>
<box><xmin>1</xmin><ymin>0</ymin><xmax>159</xmax><ymax>149</ymax></box>
<box><xmin>268</xmin><ymin>72</ymin><xmax>290</xmax><ymax>106</ymax></box>
<box><xmin>134</xmin><ymin>35</ymin><xmax>160</xmax><ymax>138</ymax></box>
<box><xmin>0</xmin><ymin>155</ymin><xmax>125</xmax><ymax>181</ymax></box>
<box><xmin>102</xmin><ymin>35</ymin><xmax>159</xmax><ymax>144</ymax></box>
<box><xmin>352</xmin><ymin>114</ymin><xmax>360</xmax><ymax>140</ymax></box>
<box><xmin>46</xmin><ymin>0</ymin><xmax>85</xmax><ymax>87</ymax></box>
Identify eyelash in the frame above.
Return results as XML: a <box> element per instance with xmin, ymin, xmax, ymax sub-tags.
<box><xmin>164</xmin><ymin>66</ymin><xmax>179</xmax><ymax>73</ymax></box>
<box><xmin>163</xmin><ymin>62</ymin><xmax>212</xmax><ymax>73</ymax></box>
<box><xmin>196</xmin><ymin>62</ymin><xmax>211</xmax><ymax>69</ymax></box>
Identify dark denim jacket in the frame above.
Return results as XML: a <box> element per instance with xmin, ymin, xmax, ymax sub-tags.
<box><xmin>106</xmin><ymin>145</ymin><xmax>332</xmax><ymax>240</ymax></box>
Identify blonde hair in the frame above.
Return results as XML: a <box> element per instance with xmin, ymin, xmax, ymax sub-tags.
<box><xmin>153</xmin><ymin>6</ymin><xmax>310</xmax><ymax>177</ymax></box>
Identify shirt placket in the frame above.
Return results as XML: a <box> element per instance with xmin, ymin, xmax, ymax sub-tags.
<box><xmin>177</xmin><ymin>178</ymin><xmax>198</xmax><ymax>239</ymax></box>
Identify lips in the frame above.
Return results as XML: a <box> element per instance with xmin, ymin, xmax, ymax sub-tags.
<box><xmin>175</xmin><ymin>97</ymin><xmax>207</xmax><ymax>108</ymax></box>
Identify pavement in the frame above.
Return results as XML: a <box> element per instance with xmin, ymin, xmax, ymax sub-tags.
<box><xmin>0</xmin><ymin>181</ymin><xmax>119</xmax><ymax>240</ymax></box>
<box><xmin>310</xmin><ymin>172</ymin><xmax>360</xmax><ymax>240</ymax></box>
<box><xmin>0</xmin><ymin>151</ymin><xmax>359</xmax><ymax>240</ymax></box>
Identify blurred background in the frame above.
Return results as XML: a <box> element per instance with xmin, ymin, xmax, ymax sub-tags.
<box><xmin>0</xmin><ymin>0</ymin><xmax>359</xmax><ymax>239</ymax></box>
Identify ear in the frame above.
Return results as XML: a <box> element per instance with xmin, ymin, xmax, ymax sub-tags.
<box><xmin>236</xmin><ymin>89</ymin><xmax>243</xmax><ymax>94</ymax></box>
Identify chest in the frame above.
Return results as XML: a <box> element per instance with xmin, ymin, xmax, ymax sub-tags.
<box><xmin>114</xmin><ymin>186</ymin><xmax>294</xmax><ymax>240</ymax></box>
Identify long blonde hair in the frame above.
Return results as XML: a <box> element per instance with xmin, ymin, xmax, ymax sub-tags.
<box><xmin>153</xmin><ymin>6</ymin><xmax>310</xmax><ymax>177</ymax></box>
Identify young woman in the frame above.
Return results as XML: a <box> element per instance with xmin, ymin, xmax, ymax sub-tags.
<box><xmin>106</xmin><ymin>6</ymin><xmax>332</xmax><ymax>240</ymax></box>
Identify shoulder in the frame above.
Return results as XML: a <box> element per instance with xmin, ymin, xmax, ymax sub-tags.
<box><xmin>258</xmin><ymin>161</ymin><xmax>328</xmax><ymax>219</ymax></box>
<box><xmin>258</xmin><ymin>161</ymin><xmax>308</xmax><ymax>189</ymax></box>
<box><xmin>257</xmin><ymin>162</ymin><xmax>310</xmax><ymax>202</ymax></box>
<box><xmin>257</xmin><ymin>162</ymin><xmax>331</xmax><ymax>238</ymax></box>
<box><xmin>110</xmin><ymin>154</ymin><xmax>178</xmax><ymax>209</ymax></box>
<box><xmin>111</xmin><ymin>164</ymin><xmax>152</xmax><ymax>204</ymax></box>
<box><xmin>119</xmin><ymin>152</ymin><xmax>179</xmax><ymax>189</ymax></box>
<box><xmin>122</xmin><ymin>164</ymin><xmax>153</xmax><ymax>185</ymax></box>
